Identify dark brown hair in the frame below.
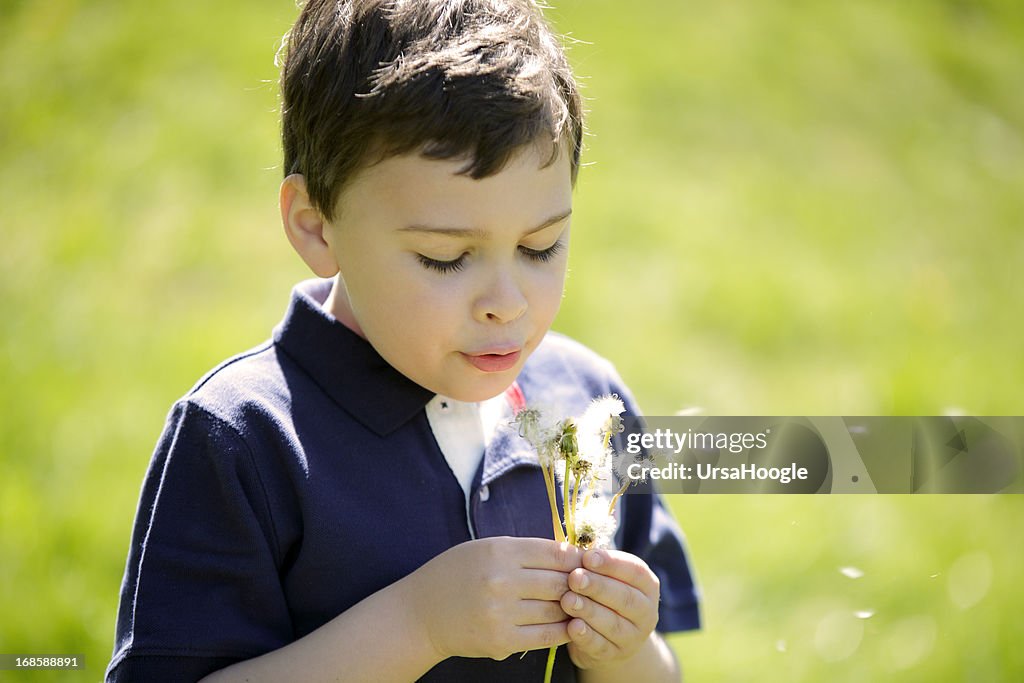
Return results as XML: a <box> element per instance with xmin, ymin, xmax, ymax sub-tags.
<box><xmin>279</xmin><ymin>0</ymin><xmax>583</xmax><ymax>220</ymax></box>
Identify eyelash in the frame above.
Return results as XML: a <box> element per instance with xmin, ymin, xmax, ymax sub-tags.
<box><xmin>417</xmin><ymin>241</ymin><xmax>564</xmax><ymax>274</ymax></box>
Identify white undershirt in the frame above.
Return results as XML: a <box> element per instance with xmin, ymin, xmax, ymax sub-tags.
<box><xmin>425</xmin><ymin>393</ymin><xmax>509</xmax><ymax>536</ymax></box>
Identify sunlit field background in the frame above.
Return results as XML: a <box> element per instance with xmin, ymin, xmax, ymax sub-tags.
<box><xmin>1</xmin><ymin>1</ymin><xmax>1022</xmax><ymax>680</ymax></box>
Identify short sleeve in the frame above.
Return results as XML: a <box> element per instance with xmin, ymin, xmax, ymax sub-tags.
<box><xmin>106</xmin><ymin>401</ymin><xmax>293</xmax><ymax>682</ymax></box>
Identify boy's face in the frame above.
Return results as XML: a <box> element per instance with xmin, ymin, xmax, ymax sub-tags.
<box><xmin>322</xmin><ymin>145</ymin><xmax>572</xmax><ymax>402</ymax></box>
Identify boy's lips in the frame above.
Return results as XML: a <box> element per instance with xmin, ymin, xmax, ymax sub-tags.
<box><xmin>460</xmin><ymin>348</ymin><xmax>522</xmax><ymax>373</ymax></box>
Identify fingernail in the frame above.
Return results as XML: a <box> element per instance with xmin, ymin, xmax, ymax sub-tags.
<box><xmin>577</xmin><ymin>621</ymin><xmax>587</xmax><ymax>635</ymax></box>
<box><xmin>573</xmin><ymin>593</ymin><xmax>583</xmax><ymax>610</ymax></box>
<box><xmin>588</xmin><ymin>551</ymin><xmax>603</xmax><ymax>568</ymax></box>
<box><xmin>578</xmin><ymin>572</ymin><xmax>589</xmax><ymax>589</ymax></box>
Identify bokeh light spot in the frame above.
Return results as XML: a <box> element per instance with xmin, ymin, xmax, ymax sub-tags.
<box><xmin>814</xmin><ymin>610</ymin><xmax>864</xmax><ymax>662</ymax></box>
<box><xmin>946</xmin><ymin>551</ymin><xmax>992</xmax><ymax>610</ymax></box>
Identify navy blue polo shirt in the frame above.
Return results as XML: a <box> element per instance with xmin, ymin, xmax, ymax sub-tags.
<box><xmin>107</xmin><ymin>279</ymin><xmax>700</xmax><ymax>682</ymax></box>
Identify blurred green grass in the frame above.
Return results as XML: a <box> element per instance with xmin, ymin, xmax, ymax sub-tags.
<box><xmin>1</xmin><ymin>1</ymin><xmax>1021</xmax><ymax>680</ymax></box>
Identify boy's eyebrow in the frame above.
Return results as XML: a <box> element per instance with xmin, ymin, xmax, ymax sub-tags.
<box><xmin>397</xmin><ymin>209</ymin><xmax>572</xmax><ymax>238</ymax></box>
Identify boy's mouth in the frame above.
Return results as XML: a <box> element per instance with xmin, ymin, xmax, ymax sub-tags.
<box><xmin>460</xmin><ymin>349</ymin><xmax>522</xmax><ymax>373</ymax></box>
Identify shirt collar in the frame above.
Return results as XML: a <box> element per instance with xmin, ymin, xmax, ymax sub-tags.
<box><xmin>481</xmin><ymin>423</ymin><xmax>543</xmax><ymax>485</ymax></box>
<box><xmin>272</xmin><ymin>279</ymin><xmax>435</xmax><ymax>436</ymax></box>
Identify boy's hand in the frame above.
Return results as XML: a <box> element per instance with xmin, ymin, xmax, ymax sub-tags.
<box><xmin>559</xmin><ymin>549</ymin><xmax>661</xmax><ymax>671</ymax></box>
<box><xmin>408</xmin><ymin>537</ymin><xmax>584</xmax><ymax>662</ymax></box>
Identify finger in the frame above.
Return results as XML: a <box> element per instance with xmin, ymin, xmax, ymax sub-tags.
<box><xmin>511</xmin><ymin>621</ymin><xmax>571</xmax><ymax>653</ymax></box>
<box><xmin>513</xmin><ymin>537</ymin><xmax>585</xmax><ymax>572</ymax></box>
<box><xmin>518</xmin><ymin>568</ymin><xmax>573</xmax><ymax>601</ymax></box>
<box><xmin>567</xmin><ymin>568</ymin><xmax>655</xmax><ymax>628</ymax></box>
<box><xmin>561</xmin><ymin>590</ymin><xmax>640</xmax><ymax>647</ymax></box>
<box><xmin>567</xmin><ymin>615</ymin><xmax>620</xmax><ymax>662</ymax></box>
<box><xmin>514</xmin><ymin>599</ymin><xmax>570</xmax><ymax>626</ymax></box>
<box><xmin>582</xmin><ymin>549</ymin><xmax>660</xmax><ymax>600</ymax></box>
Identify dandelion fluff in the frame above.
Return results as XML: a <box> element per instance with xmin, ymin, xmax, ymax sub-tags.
<box><xmin>513</xmin><ymin>405</ymin><xmax>562</xmax><ymax>467</ymax></box>
<box><xmin>575</xmin><ymin>395</ymin><xmax>625</xmax><ymax>471</ymax></box>
<box><xmin>573</xmin><ymin>497</ymin><xmax>618</xmax><ymax>549</ymax></box>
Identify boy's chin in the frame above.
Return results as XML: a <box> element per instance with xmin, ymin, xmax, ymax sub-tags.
<box><xmin>438</xmin><ymin>375</ymin><xmax>518</xmax><ymax>404</ymax></box>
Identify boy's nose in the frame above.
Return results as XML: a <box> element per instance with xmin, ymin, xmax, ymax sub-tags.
<box><xmin>474</xmin><ymin>269</ymin><xmax>528</xmax><ymax>324</ymax></box>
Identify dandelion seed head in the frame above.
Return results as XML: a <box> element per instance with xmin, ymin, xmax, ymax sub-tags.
<box><xmin>575</xmin><ymin>394</ymin><xmax>625</xmax><ymax>474</ymax></box>
<box><xmin>513</xmin><ymin>405</ymin><xmax>563</xmax><ymax>466</ymax></box>
<box><xmin>556</xmin><ymin>419</ymin><xmax>578</xmax><ymax>463</ymax></box>
<box><xmin>579</xmin><ymin>395</ymin><xmax>625</xmax><ymax>442</ymax></box>
<box><xmin>574</xmin><ymin>497</ymin><xmax>617</xmax><ymax>549</ymax></box>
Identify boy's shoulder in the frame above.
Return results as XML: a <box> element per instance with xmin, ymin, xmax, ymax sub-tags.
<box><xmin>175</xmin><ymin>340</ymin><xmax>292</xmax><ymax>431</ymax></box>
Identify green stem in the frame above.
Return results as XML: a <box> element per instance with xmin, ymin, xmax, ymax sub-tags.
<box><xmin>542</xmin><ymin>461</ymin><xmax>565</xmax><ymax>542</ymax></box>
<box><xmin>582</xmin><ymin>429</ymin><xmax>614</xmax><ymax>509</ymax></box>
<box><xmin>571</xmin><ymin>474</ymin><xmax>580</xmax><ymax>530</ymax></box>
<box><xmin>544</xmin><ymin>645</ymin><xmax>557</xmax><ymax>683</ymax></box>
<box><xmin>607</xmin><ymin>479</ymin><xmax>632</xmax><ymax>516</ymax></box>
<box><xmin>562</xmin><ymin>459</ymin><xmax>575</xmax><ymax>545</ymax></box>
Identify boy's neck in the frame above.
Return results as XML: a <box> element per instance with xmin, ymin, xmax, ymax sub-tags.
<box><xmin>324</xmin><ymin>276</ymin><xmax>366</xmax><ymax>339</ymax></box>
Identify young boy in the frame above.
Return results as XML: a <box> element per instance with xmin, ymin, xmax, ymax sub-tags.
<box><xmin>106</xmin><ymin>1</ymin><xmax>700</xmax><ymax>681</ymax></box>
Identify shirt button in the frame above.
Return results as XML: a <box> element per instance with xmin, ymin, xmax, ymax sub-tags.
<box><xmin>479</xmin><ymin>485</ymin><xmax>490</xmax><ymax>502</ymax></box>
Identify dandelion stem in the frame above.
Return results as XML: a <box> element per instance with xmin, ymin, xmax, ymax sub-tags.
<box><xmin>581</xmin><ymin>486</ymin><xmax>594</xmax><ymax>509</ymax></box>
<box><xmin>542</xmin><ymin>461</ymin><xmax>565</xmax><ymax>543</ymax></box>
<box><xmin>607</xmin><ymin>479</ymin><xmax>632</xmax><ymax>516</ymax></box>
<box><xmin>544</xmin><ymin>645</ymin><xmax>556</xmax><ymax>683</ymax></box>
<box><xmin>581</xmin><ymin>466</ymin><xmax>600</xmax><ymax>509</ymax></box>
<box><xmin>570</xmin><ymin>475</ymin><xmax>580</xmax><ymax>534</ymax></box>
<box><xmin>563</xmin><ymin>459</ymin><xmax>575</xmax><ymax>546</ymax></box>
<box><xmin>581</xmin><ymin>427</ymin><xmax>614</xmax><ymax>509</ymax></box>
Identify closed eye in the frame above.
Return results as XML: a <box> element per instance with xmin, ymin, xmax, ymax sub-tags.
<box><xmin>417</xmin><ymin>240</ymin><xmax>564</xmax><ymax>274</ymax></box>
<box><xmin>519</xmin><ymin>240</ymin><xmax>564</xmax><ymax>263</ymax></box>
<box><xmin>417</xmin><ymin>253</ymin><xmax>467</xmax><ymax>274</ymax></box>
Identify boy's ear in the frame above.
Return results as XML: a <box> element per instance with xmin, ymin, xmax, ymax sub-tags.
<box><xmin>280</xmin><ymin>174</ymin><xmax>339</xmax><ymax>278</ymax></box>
